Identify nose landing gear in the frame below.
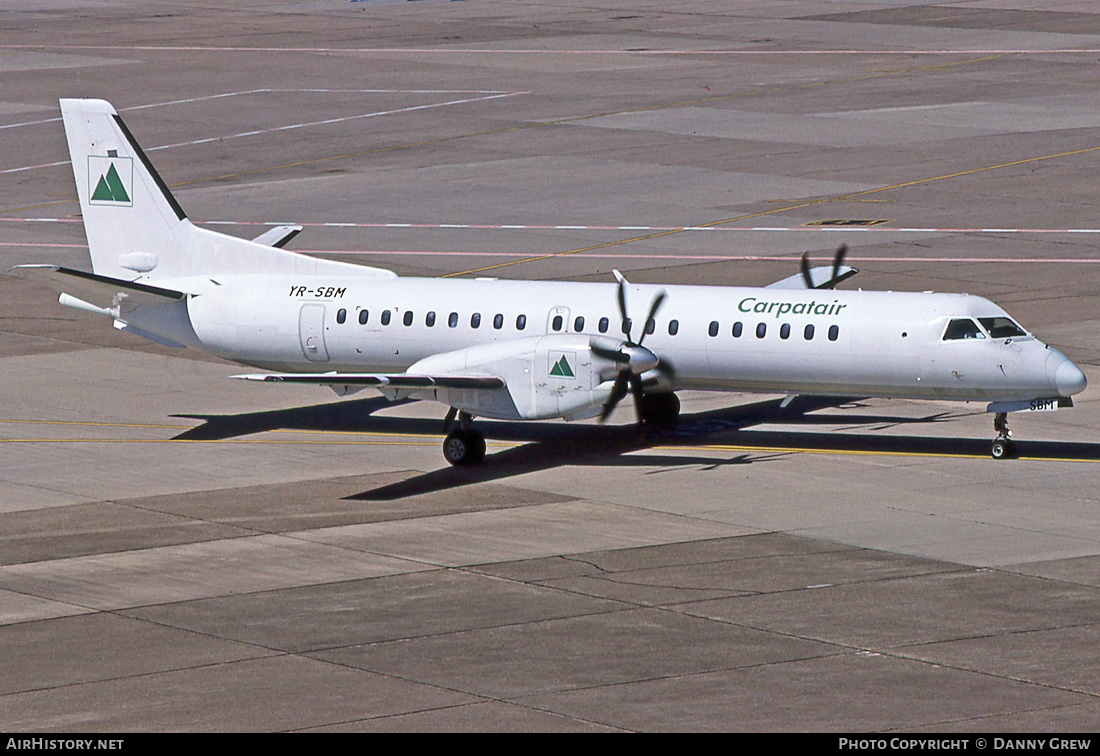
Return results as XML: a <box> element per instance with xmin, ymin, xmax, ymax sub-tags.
<box><xmin>991</xmin><ymin>412</ymin><xmax>1017</xmax><ymax>460</ymax></box>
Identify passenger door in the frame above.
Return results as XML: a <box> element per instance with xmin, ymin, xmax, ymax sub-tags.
<box><xmin>298</xmin><ymin>304</ymin><xmax>330</xmax><ymax>362</ymax></box>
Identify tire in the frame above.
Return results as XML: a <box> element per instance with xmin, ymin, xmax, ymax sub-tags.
<box><xmin>443</xmin><ymin>430</ymin><xmax>486</xmax><ymax>466</ymax></box>
<box><xmin>991</xmin><ymin>439</ymin><xmax>1014</xmax><ymax>460</ymax></box>
<box><xmin>444</xmin><ymin>431</ymin><xmax>472</xmax><ymax>466</ymax></box>
<box><xmin>640</xmin><ymin>392</ymin><xmax>680</xmax><ymax>427</ymax></box>
<box><xmin>467</xmin><ymin>432</ymin><xmax>486</xmax><ymax>465</ymax></box>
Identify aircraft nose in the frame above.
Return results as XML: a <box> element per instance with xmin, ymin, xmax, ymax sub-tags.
<box><xmin>1047</xmin><ymin>350</ymin><xmax>1087</xmax><ymax>397</ymax></box>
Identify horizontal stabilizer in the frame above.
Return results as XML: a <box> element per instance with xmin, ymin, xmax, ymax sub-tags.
<box><xmin>233</xmin><ymin>372</ymin><xmax>505</xmax><ymax>390</ymax></box>
<box><xmin>8</xmin><ymin>264</ymin><xmax>186</xmax><ymax>310</ymax></box>
<box><xmin>250</xmin><ymin>225</ymin><xmax>303</xmax><ymax>248</ymax></box>
<box><xmin>766</xmin><ymin>265</ymin><xmax>859</xmax><ymax>290</ymax></box>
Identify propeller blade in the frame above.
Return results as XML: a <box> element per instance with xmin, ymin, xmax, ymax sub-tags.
<box><xmin>828</xmin><ymin>244</ymin><xmax>848</xmax><ymax>289</ymax></box>
<box><xmin>616</xmin><ymin>278</ymin><xmax>631</xmax><ymax>343</ymax></box>
<box><xmin>637</xmin><ymin>290</ymin><xmax>666</xmax><ymax>347</ymax></box>
<box><xmin>591</xmin><ymin>342</ymin><xmax>630</xmax><ymax>364</ymax></box>
<box><xmin>800</xmin><ymin>251</ymin><xmax>814</xmax><ymax>289</ymax></box>
<box><xmin>630</xmin><ymin>375</ymin><xmax>646</xmax><ymax>424</ymax></box>
<box><xmin>598</xmin><ymin>373</ymin><xmax>631</xmax><ymax>423</ymax></box>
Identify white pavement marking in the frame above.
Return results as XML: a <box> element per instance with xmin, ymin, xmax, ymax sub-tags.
<box><xmin>5</xmin><ymin>45</ymin><xmax>1100</xmax><ymax>55</ymax></box>
<box><xmin>0</xmin><ymin>91</ymin><xmax>527</xmax><ymax>175</ymax></box>
<box><xmin>6</xmin><ymin>217</ymin><xmax>1100</xmax><ymax>235</ymax></box>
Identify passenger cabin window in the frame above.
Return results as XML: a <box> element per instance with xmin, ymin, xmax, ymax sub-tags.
<box><xmin>780</xmin><ymin>323</ymin><xmax>790</xmax><ymax>340</ymax></box>
<box><xmin>494</xmin><ymin>313</ymin><xmax>503</xmax><ymax>329</ymax></box>
<box><xmin>979</xmin><ymin>317</ymin><xmax>1026</xmax><ymax>339</ymax></box>
<box><xmin>575</xmin><ymin>316</ymin><xmax>585</xmax><ymax>332</ymax></box>
<box><xmin>471</xmin><ymin>313</ymin><xmax>481</xmax><ymax>329</ymax></box>
<box><xmin>516</xmin><ymin>314</ymin><xmax>527</xmax><ymax>330</ymax></box>
<box><xmin>943</xmin><ymin>319</ymin><xmax>984</xmax><ymax>341</ymax></box>
<box><xmin>426</xmin><ymin>311</ymin><xmax>436</xmax><ymax>327</ymax></box>
<box><xmin>622</xmin><ymin>318</ymin><xmax>632</xmax><ymax>335</ymax></box>
<box><xmin>403</xmin><ymin>311</ymin><xmax>413</xmax><ymax>326</ymax></box>
<box><xmin>551</xmin><ymin>315</ymin><xmax>562</xmax><ymax>332</ymax></box>
<box><xmin>732</xmin><ymin>322</ymin><xmax>742</xmax><ymax>338</ymax></box>
<box><xmin>336</xmin><ymin>308</ymin><xmax>346</xmax><ymax>324</ymax></box>
<box><xmin>828</xmin><ymin>325</ymin><xmax>839</xmax><ymax>341</ymax></box>
<box><xmin>668</xmin><ymin>319</ymin><xmax>679</xmax><ymax>336</ymax></box>
<box><xmin>708</xmin><ymin>321</ymin><xmax>719</xmax><ymax>337</ymax></box>
<box><xmin>804</xmin><ymin>324</ymin><xmax>814</xmax><ymax>340</ymax></box>
<box><xmin>358</xmin><ymin>310</ymin><xmax>369</xmax><ymax>325</ymax></box>
<box><xmin>645</xmin><ymin>319</ymin><xmax>655</xmax><ymax>335</ymax></box>
<box><xmin>598</xmin><ymin>317</ymin><xmax>609</xmax><ymax>334</ymax></box>
<box><xmin>756</xmin><ymin>323</ymin><xmax>766</xmax><ymax>339</ymax></box>
<box><xmin>381</xmin><ymin>310</ymin><xmax>391</xmax><ymax>326</ymax></box>
<box><xmin>448</xmin><ymin>312</ymin><xmax>459</xmax><ymax>328</ymax></box>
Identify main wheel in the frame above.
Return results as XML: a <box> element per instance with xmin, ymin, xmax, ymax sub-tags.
<box><xmin>639</xmin><ymin>392</ymin><xmax>680</xmax><ymax>427</ymax></box>
<box><xmin>443</xmin><ymin>429</ymin><xmax>486</xmax><ymax>466</ymax></box>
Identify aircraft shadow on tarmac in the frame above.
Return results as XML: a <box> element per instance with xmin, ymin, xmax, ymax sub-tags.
<box><xmin>172</xmin><ymin>396</ymin><xmax>1100</xmax><ymax>501</ymax></box>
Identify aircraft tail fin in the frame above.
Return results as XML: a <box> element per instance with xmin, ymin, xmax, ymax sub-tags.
<box><xmin>59</xmin><ymin>98</ymin><xmax>396</xmax><ymax>282</ymax></box>
<box><xmin>60</xmin><ymin>98</ymin><xmax>199</xmax><ymax>281</ymax></box>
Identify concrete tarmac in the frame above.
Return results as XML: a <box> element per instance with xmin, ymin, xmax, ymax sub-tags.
<box><xmin>1</xmin><ymin>0</ymin><xmax>1099</xmax><ymax>732</ymax></box>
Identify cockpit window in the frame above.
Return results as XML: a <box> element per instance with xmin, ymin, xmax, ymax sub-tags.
<box><xmin>943</xmin><ymin>318</ymin><xmax>986</xmax><ymax>341</ymax></box>
<box><xmin>978</xmin><ymin>317</ymin><xmax>1026</xmax><ymax>339</ymax></box>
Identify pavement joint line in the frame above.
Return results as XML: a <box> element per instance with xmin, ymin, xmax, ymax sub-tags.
<box><xmin>1</xmin><ymin>52</ymin><xmax>999</xmax><ymax>208</ymax></box>
<box><xmin>651</xmin><ymin>443</ymin><xmax>1100</xmax><ymax>464</ymax></box>
<box><xmin>0</xmin><ymin>418</ymin><xmax>443</xmax><ymax>440</ymax></box>
<box><xmin>6</xmin><ymin>44</ymin><xmax>1100</xmax><ymax>55</ymax></box>
<box><xmin>0</xmin><ymin>89</ymin><xmax>274</xmax><ymax>131</ymax></box>
<box><xmin>442</xmin><ymin>141</ymin><xmax>1100</xmax><ymax>278</ymax></box>
<box><xmin>8</xmin><ymin>240</ymin><xmax>1100</xmax><ymax>264</ymax></box>
<box><xmin>0</xmin><ymin>89</ymin><xmax>517</xmax><ymax>132</ymax></box>
<box><xmin>314</xmin><ymin>251</ymin><xmax>1100</xmax><ymax>264</ymax></box>
<box><xmin>0</xmin><ymin>91</ymin><xmax>528</xmax><ymax>176</ymax></box>
<box><xmin>0</xmin><ymin>434</ymin><xmax>1093</xmax><ymax>463</ymax></box>
<box><xmin>0</xmin><ymin>438</ymin><xmax>510</xmax><ymax>448</ymax></box>
<box><xmin>9</xmin><ymin>217</ymin><xmax>1100</xmax><ymax>234</ymax></box>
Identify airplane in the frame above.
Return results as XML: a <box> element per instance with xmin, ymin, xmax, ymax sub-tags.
<box><xmin>8</xmin><ymin>98</ymin><xmax>1088</xmax><ymax>464</ymax></box>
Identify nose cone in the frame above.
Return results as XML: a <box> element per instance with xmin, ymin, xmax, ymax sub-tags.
<box><xmin>1047</xmin><ymin>349</ymin><xmax>1087</xmax><ymax>397</ymax></box>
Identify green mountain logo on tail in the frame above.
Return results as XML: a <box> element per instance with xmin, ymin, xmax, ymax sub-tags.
<box><xmin>549</xmin><ymin>353</ymin><xmax>575</xmax><ymax>378</ymax></box>
<box><xmin>88</xmin><ymin>156</ymin><xmax>133</xmax><ymax>206</ymax></box>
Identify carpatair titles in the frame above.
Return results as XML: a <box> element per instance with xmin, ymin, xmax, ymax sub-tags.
<box><xmin>738</xmin><ymin>297</ymin><xmax>848</xmax><ymax>318</ymax></box>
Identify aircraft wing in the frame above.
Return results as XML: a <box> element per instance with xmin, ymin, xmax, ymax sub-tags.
<box><xmin>8</xmin><ymin>264</ymin><xmax>187</xmax><ymax>309</ymax></box>
<box><xmin>250</xmin><ymin>225</ymin><xmax>303</xmax><ymax>248</ymax></box>
<box><xmin>233</xmin><ymin>372</ymin><xmax>505</xmax><ymax>389</ymax></box>
<box><xmin>766</xmin><ymin>265</ymin><xmax>859</xmax><ymax>290</ymax></box>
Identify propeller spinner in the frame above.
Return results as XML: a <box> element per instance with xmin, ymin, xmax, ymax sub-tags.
<box><xmin>593</xmin><ymin>274</ymin><xmax>666</xmax><ymax>422</ymax></box>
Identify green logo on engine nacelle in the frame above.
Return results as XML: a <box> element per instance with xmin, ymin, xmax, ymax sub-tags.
<box><xmin>549</xmin><ymin>353</ymin><xmax>575</xmax><ymax>378</ymax></box>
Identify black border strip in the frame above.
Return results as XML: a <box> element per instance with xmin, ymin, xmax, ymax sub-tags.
<box><xmin>112</xmin><ymin>114</ymin><xmax>188</xmax><ymax>222</ymax></box>
<box><xmin>260</xmin><ymin>375</ymin><xmax>505</xmax><ymax>389</ymax></box>
<box><xmin>57</xmin><ymin>266</ymin><xmax>186</xmax><ymax>300</ymax></box>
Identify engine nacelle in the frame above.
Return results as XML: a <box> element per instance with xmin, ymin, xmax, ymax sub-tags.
<box><xmin>406</xmin><ymin>334</ymin><xmax>621</xmax><ymax>420</ymax></box>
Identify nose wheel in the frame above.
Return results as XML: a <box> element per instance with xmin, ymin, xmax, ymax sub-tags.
<box><xmin>991</xmin><ymin>412</ymin><xmax>1017</xmax><ymax>460</ymax></box>
<box><xmin>442</xmin><ymin>409</ymin><xmax>486</xmax><ymax>466</ymax></box>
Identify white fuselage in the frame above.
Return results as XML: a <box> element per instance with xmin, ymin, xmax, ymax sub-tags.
<box><xmin>150</xmin><ymin>273</ymin><xmax>1079</xmax><ymax>404</ymax></box>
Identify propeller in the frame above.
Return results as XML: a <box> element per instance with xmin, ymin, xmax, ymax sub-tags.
<box><xmin>800</xmin><ymin>243</ymin><xmax>849</xmax><ymax>290</ymax></box>
<box><xmin>594</xmin><ymin>273</ymin><xmax>666</xmax><ymax>423</ymax></box>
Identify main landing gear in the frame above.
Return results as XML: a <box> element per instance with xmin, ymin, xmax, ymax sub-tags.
<box><xmin>990</xmin><ymin>412</ymin><xmax>1017</xmax><ymax>460</ymax></box>
<box><xmin>442</xmin><ymin>409</ymin><xmax>485</xmax><ymax>466</ymax></box>
<box><xmin>637</xmin><ymin>392</ymin><xmax>680</xmax><ymax>427</ymax></box>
